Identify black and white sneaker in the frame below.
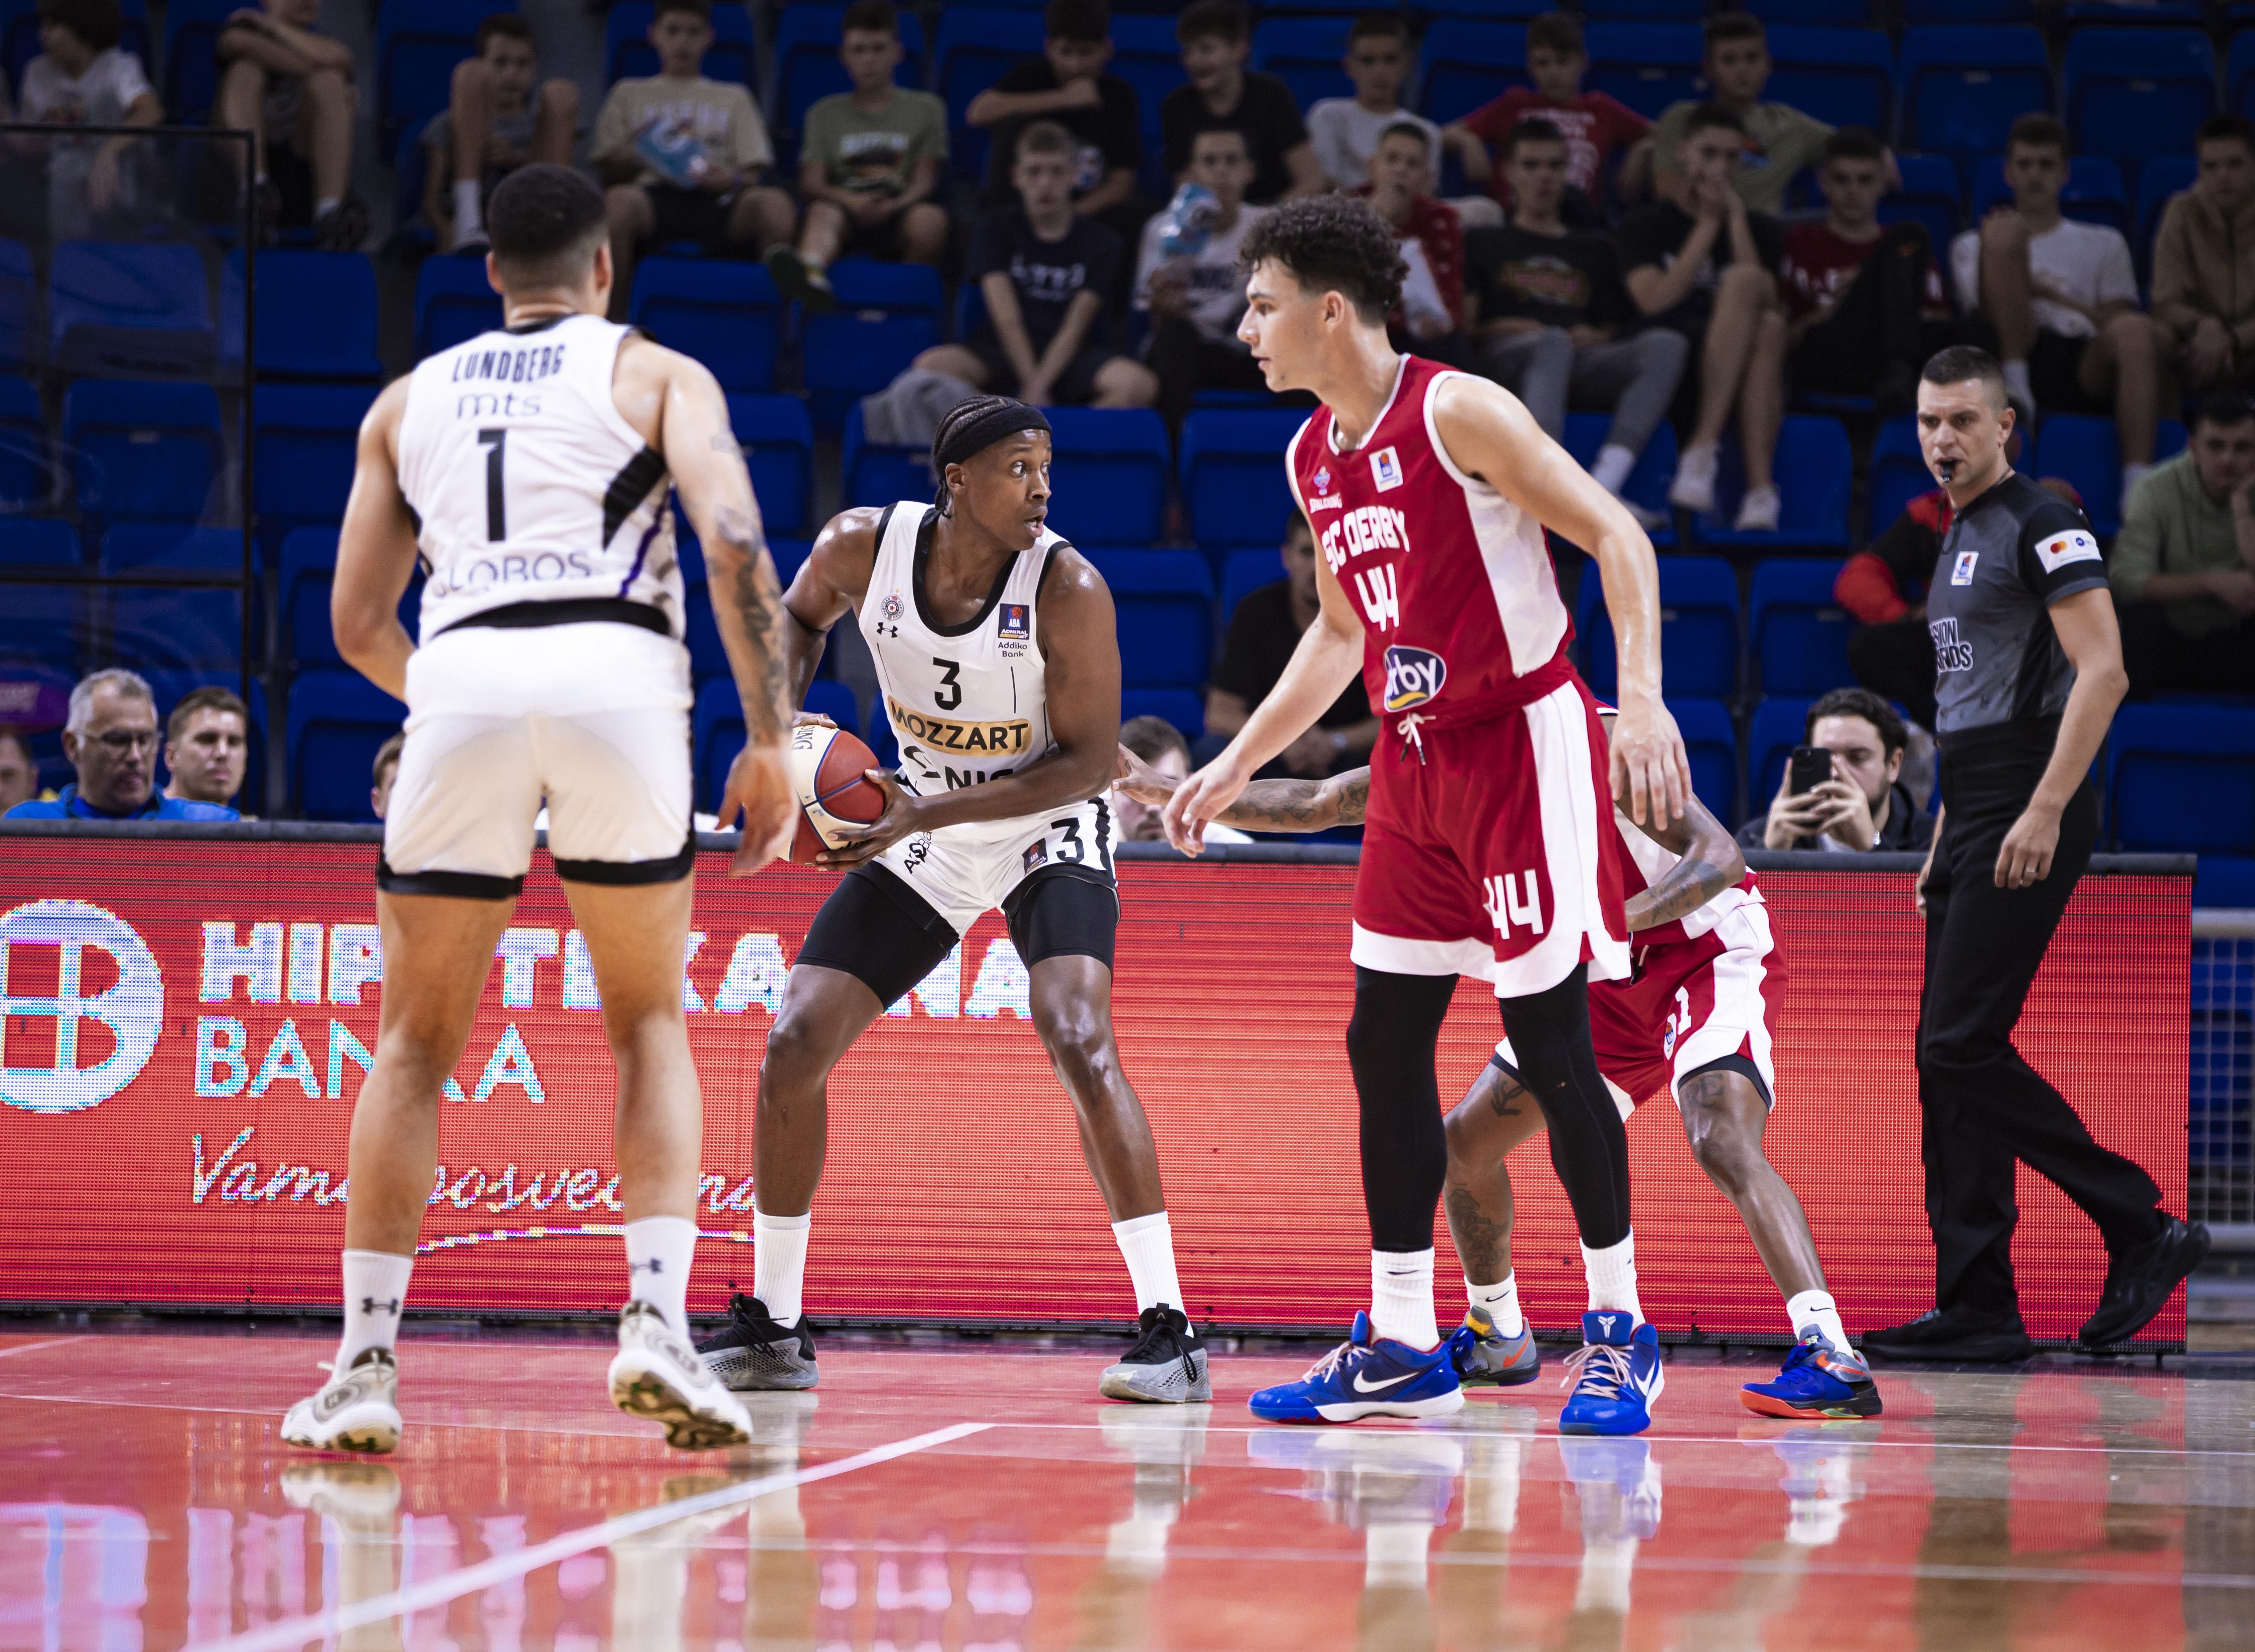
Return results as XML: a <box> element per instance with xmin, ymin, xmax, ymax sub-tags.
<box><xmin>698</xmin><ymin>1293</ymin><xmax>819</xmax><ymax>1391</ymax></box>
<box><xmin>1099</xmin><ymin>1306</ymin><xmax>1212</xmax><ymax>1404</ymax></box>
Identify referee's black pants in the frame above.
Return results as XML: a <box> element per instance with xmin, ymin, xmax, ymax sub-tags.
<box><xmin>1917</xmin><ymin>724</ymin><xmax>2166</xmax><ymax>1316</ymax></box>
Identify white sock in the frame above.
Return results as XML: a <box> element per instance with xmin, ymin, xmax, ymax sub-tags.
<box><xmin>1467</xmin><ymin>1272</ymin><xmax>1526</xmax><ymax>1339</ymax></box>
<box><xmin>1582</xmin><ymin>1233</ymin><xmax>1642</xmax><ymax>1321</ymax></box>
<box><xmin>337</xmin><ymin>1249</ymin><xmax>413</xmax><ymax>1367</ymax></box>
<box><xmin>1590</xmin><ymin>442</ymin><xmax>1636</xmax><ymax>496</ymax></box>
<box><xmin>753</xmin><ymin>1209</ymin><xmax>811</xmax><ymax>1325</ymax></box>
<box><xmin>1111</xmin><ymin>1211</ymin><xmax>1184</xmax><ymax>1315</ymax></box>
<box><xmin>1786</xmin><ymin>1289</ymin><xmax>1850</xmax><ymax>1355</ymax></box>
<box><xmin>1370</xmin><ymin>1248</ymin><xmax>1440</xmax><ymax>1349</ymax></box>
<box><xmin>453</xmin><ymin>180</ymin><xmax>484</xmax><ymax>239</ymax></box>
<box><xmin>2002</xmin><ymin>358</ymin><xmax>2034</xmax><ymax>408</ymax></box>
<box><xmin>314</xmin><ymin>196</ymin><xmax>341</xmax><ymax>219</ymax></box>
<box><xmin>623</xmin><ymin>1215</ymin><xmax>697</xmax><ymax>1337</ymax></box>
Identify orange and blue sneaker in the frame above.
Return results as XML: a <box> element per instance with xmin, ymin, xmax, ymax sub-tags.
<box><xmin>1248</xmin><ymin>1311</ymin><xmax>1464</xmax><ymax>1423</ymax></box>
<box><xmin>1558</xmin><ymin>1311</ymin><xmax>1664</xmax><ymax>1436</ymax></box>
<box><xmin>1447</xmin><ymin>1305</ymin><xmax>1542</xmax><ymax>1387</ymax></box>
<box><xmin>1739</xmin><ymin>1331</ymin><xmax>1883</xmax><ymax>1420</ymax></box>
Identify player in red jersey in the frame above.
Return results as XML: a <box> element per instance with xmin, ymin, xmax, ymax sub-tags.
<box><xmin>1164</xmin><ymin>197</ymin><xmax>1692</xmax><ymax>1434</ymax></box>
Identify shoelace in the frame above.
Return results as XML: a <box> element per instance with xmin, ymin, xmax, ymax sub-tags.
<box><xmin>1302</xmin><ymin>1338</ymin><xmax>1372</xmax><ymax>1383</ymax></box>
<box><xmin>1560</xmin><ymin>1340</ymin><xmax>1633</xmax><ymax>1400</ymax></box>
<box><xmin>1397</xmin><ymin>711</ymin><xmax>1431</xmax><ymax>765</ymax></box>
<box><xmin>727</xmin><ymin>1292</ymin><xmax>788</xmax><ymax>1350</ymax></box>
<box><xmin>1129</xmin><ymin>1311</ymin><xmax>1193</xmax><ymax>1368</ymax></box>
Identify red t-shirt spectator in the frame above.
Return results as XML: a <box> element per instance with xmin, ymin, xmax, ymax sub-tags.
<box><xmin>1781</xmin><ymin>224</ymin><xmax>1951</xmax><ymax>322</ymax></box>
<box><xmin>1459</xmin><ymin>88</ymin><xmax>1650</xmax><ymax>204</ymax></box>
<box><xmin>1353</xmin><ymin>185</ymin><xmax>1465</xmax><ymax>329</ymax></box>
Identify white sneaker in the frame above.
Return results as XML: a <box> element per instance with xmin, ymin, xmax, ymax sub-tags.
<box><xmin>1733</xmin><ymin>484</ymin><xmax>1781</xmax><ymax>533</ymax></box>
<box><xmin>282</xmin><ymin>1347</ymin><xmax>402</xmax><ymax>1455</ymax></box>
<box><xmin>610</xmin><ymin>1301</ymin><xmax>755</xmax><ymax>1451</ymax></box>
<box><xmin>1668</xmin><ymin>443</ymin><xmax>1719</xmax><ymax>512</ymax></box>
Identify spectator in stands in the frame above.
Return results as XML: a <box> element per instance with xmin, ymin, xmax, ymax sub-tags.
<box><xmin>162</xmin><ymin>686</ymin><xmax>250</xmax><ymax>812</ymax></box>
<box><xmin>1305</xmin><ymin>13</ymin><xmax>1436</xmax><ymax>194</ymax></box>
<box><xmin>594</xmin><ymin>0</ymin><xmax>793</xmax><ymax>319</ymax></box>
<box><xmin>4</xmin><ymin>670</ymin><xmax>239</xmax><ymax>821</ymax></box>
<box><xmin>967</xmin><ymin>0</ymin><xmax>1146</xmax><ymax>248</ymax></box>
<box><xmin>913</xmin><ymin>123</ymin><xmax>1157</xmax><ymax>409</ymax></box>
<box><xmin>1112</xmin><ymin>716</ymin><xmax>1250</xmax><ymax>844</ymax></box>
<box><xmin>1162</xmin><ymin>1</ymin><xmax>1323</xmax><ymax>207</ymax></box>
<box><xmin>1208</xmin><ymin>516</ymin><xmax>1379</xmax><ymax>777</ymax></box>
<box><xmin>419</xmin><ymin>14</ymin><xmax>577</xmax><ymax>255</ymax></box>
<box><xmin>1739</xmin><ymin>688</ymin><xmax>1933</xmax><ymax>854</ymax></box>
<box><xmin>1136</xmin><ymin>127</ymin><xmax>1269</xmax><ymax>428</ymax></box>
<box><xmin>2153</xmin><ymin>114</ymin><xmax>2255</xmax><ymax>396</ymax></box>
<box><xmin>769</xmin><ymin>0</ymin><xmax>947</xmax><ymax>308</ymax></box>
<box><xmin>1442</xmin><ymin>12</ymin><xmax>1648</xmax><ymax>231</ymax></box>
<box><xmin>1468</xmin><ymin>122</ymin><xmax>1684</xmax><ymax>531</ymax></box>
<box><xmin>2111</xmin><ymin>392</ymin><xmax>2255</xmax><ymax>697</ymax></box>
<box><xmin>1652</xmin><ymin>15</ymin><xmax>1835</xmax><ymax>219</ymax></box>
<box><xmin>1355</xmin><ymin>121</ymin><xmax>1468</xmax><ymax>359</ymax></box>
<box><xmin>1619</xmin><ymin>104</ymin><xmax>1787</xmax><ymax>530</ymax></box>
<box><xmin>215</xmin><ymin>0</ymin><xmax>366</xmax><ymax>250</ymax></box>
<box><xmin>1952</xmin><ymin>114</ymin><xmax>2159</xmax><ymax>502</ymax></box>
<box><xmin>1783</xmin><ymin>128</ymin><xmax>1949</xmax><ymax>419</ymax></box>
<box><xmin>371</xmin><ymin>731</ymin><xmax>403</xmax><ymax>820</ymax></box>
<box><xmin>11</xmin><ymin>0</ymin><xmax>160</xmax><ymax>242</ymax></box>
<box><xmin>0</xmin><ymin>730</ymin><xmax>43</xmax><ymax>815</ymax></box>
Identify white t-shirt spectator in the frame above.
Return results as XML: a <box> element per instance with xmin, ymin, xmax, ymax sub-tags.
<box><xmin>1133</xmin><ymin>203</ymin><xmax>1270</xmax><ymax>343</ymax></box>
<box><xmin>1949</xmin><ymin>218</ymin><xmax>2138</xmax><ymax>341</ymax></box>
<box><xmin>1305</xmin><ymin>100</ymin><xmax>1440</xmax><ymax>191</ymax></box>
<box><xmin>18</xmin><ymin>47</ymin><xmax>152</xmax><ymax>126</ymax></box>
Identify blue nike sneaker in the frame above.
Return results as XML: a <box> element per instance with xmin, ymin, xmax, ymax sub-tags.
<box><xmin>1248</xmin><ymin>1311</ymin><xmax>1464</xmax><ymax>1424</ymax></box>
<box><xmin>1556</xmin><ymin>1310</ymin><xmax>1663</xmax><ymax>1436</ymax></box>
<box><xmin>1740</xmin><ymin>1332</ymin><xmax>1883</xmax><ymax>1419</ymax></box>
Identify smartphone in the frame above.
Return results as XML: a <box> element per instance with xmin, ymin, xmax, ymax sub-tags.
<box><xmin>1788</xmin><ymin>746</ymin><xmax>1835</xmax><ymax>796</ymax></box>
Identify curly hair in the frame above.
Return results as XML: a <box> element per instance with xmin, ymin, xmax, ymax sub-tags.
<box><xmin>1237</xmin><ymin>196</ymin><xmax>1406</xmax><ymax>325</ymax></box>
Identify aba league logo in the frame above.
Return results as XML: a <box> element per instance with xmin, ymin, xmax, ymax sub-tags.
<box><xmin>0</xmin><ymin>899</ymin><xmax>163</xmax><ymax>1113</ymax></box>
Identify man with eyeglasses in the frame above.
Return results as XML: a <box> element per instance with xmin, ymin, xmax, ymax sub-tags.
<box><xmin>3</xmin><ymin>668</ymin><xmax>240</xmax><ymax>821</ymax></box>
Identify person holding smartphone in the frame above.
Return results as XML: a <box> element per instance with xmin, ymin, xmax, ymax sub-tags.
<box><xmin>1740</xmin><ymin>687</ymin><xmax>1933</xmax><ymax>853</ymax></box>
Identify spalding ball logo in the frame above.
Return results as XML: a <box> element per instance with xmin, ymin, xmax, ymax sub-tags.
<box><xmin>0</xmin><ymin>899</ymin><xmax>164</xmax><ymax>1113</ymax></box>
<box><xmin>1382</xmin><ymin>645</ymin><xmax>1448</xmax><ymax>713</ymax></box>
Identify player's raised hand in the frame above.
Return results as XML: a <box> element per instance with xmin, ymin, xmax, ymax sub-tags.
<box><xmin>816</xmin><ymin>770</ymin><xmax>925</xmax><ymax>869</ymax></box>
<box><xmin>1113</xmin><ymin>742</ymin><xmax>1178</xmax><ymax>805</ymax></box>
<box><xmin>719</xmin><ymin>739</ymin><xmax>796</xmax><ymax>875</ymax></box>
<box><xmin>1160</xmin><ymin>757</ymin><xmax>1248</xmax><ymax>857</ymax></box>
<box><xmin>1609</xmin><ymin>694</ymin><xmax>1691</xmax><ymax>828</ymax></box>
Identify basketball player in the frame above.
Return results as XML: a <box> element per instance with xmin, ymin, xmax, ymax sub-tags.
<box><xmin>693</xmin><ymin>397</ymin><xmax>1206</xmax><ymax>1404</ymax></box>
<box><xmin>1163</xmin><ymin>196</ymin><xmax>1693</xmax><ymax>1435</ymax></box>
<box><xmin>1120</xmin><ymin>713</ymin><xmax>1886</xmax><ymax>1422</ymax></box>
<box><xmin>282</xmin><ymin>166</ymin><xmax>798</xmax><ymax>1455</ymax></box>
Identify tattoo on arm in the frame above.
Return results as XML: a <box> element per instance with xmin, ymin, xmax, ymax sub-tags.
<box><xmin>1214</xmin><ymin>768</ymin><xmax>1371</xmax><ymax>832</ymax></box>
<box><xmin>1624</xmin><ymin>856</ymin><xmax>1735</xmax><ymax>930</ymax></box>
<box><xmin>713</xmin><ymin>505</ymin><xmax>790</xmax><ymax>746</ymax></box>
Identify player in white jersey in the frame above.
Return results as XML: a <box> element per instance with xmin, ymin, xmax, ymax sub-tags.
<box><xmin>693</xmin><ymin>397</ymin><xmax>1209</xmax><ymax>1406</ymax></box>
<box><xmin>282</xmin><ymin>167</ymin><xmax>798</xmax><ymax>1456</ymax></box>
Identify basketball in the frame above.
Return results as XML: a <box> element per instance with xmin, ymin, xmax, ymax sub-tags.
<box><xmin>785</xmin><ymin>721</ymin><xmax>885</xmax><ymax>863</ymax></box>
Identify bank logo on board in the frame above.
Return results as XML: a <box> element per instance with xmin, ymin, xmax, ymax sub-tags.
<box><xmin>0</xmin><ymin>899</ymin><xmax>164</xmax><ymax>1113</ymax></box>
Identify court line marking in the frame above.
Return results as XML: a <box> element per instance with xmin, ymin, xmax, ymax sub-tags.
<box><xmin>0</xmin><ymin>1336</ymin><xmax>86</xmax><ymax>1362</ymax></box>
<box><xmin>191</xmin><ymin>1419</ymin><xmax>992</xmax><ymax>1652</ymax></box>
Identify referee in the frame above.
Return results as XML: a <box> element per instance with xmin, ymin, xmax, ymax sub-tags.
<box><xmin>1863</xmin><ymin>347</ymin><xmax>2209</xmax><ymax>1364</ymax></box>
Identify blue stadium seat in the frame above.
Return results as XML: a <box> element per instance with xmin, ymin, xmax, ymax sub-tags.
<box><xmin>1111</xmin><ymin>16</ymin><xmax>1187</xmax><ymax>157</ymax></box>
<box><xmin>48</xmin><ymin>240</ymin><xmax>215</xmax><ymax>377</ymax></box>
<box><xmin>727</xmin><ymin>394</ymin><xmax>814</xmax><ymax>537</ymax></box>
<box><xmin>1903</xmin><ymin>0</ymin><xmax>2034</xmax><ymax>19</ymax></box>
<box><xmin>1898</xmin><ymin>28</ymin><xmax>2053</xmax><ymax>166</ymax></box>
<box><xmin>2030</xmin><ymin>414</ymin><xmax>2189</xmax><ymax>536</ymax></box>
<box><xmin>1690</xmin><ymin>416</ymin><xmax>1852</xmax><ymax>549</ymax></box>
<box><xmin>0</xmin><ymin>519</ymin><xmax>77</xmax><ymax>569</ymax></box>
<box><xmin>696</xmin><ymin>677</ymin><xmax>860</xmax><ymax>813</ymax></box>
<box><xmin>99</xmin><ymin>525</ymin><xmax>242</xmax><ymax>574</ymax></box>
<box><xmin>2063</xmin><ymin>0</ymin><xmax>2203</xmax><ymax>19</ymax></box>
<box><xmin>0</xmin><ymin>585</ymin><xmax>85</xmax><ymax>669</ymax></box>
<box><xmin>1763</xmin><ymin>28</ymin><xmax>1894</xmax><ymax>136</ymax></box>
<box><xmin>606</xmin><ymin>0</ymin><xmax>757</xmax><ymax>88</ymax></box>
<box><xmin>1578</xmin><ymin>555</ymin><xmax>1742</xmax><ymax>701</ymax></box>
<box><xmin>1750</xmin><ymin>558</ymin><xmax>1854</xmax><ymax>698</ymax></box>
<box><xmin>413</xmin><ymin>255</ymin><xmax>504</xmax><ymax>358</ymax></box>
<box><xmin>0</xmin><ymin>373</ymin><xmax>48</xmax><ymax>511</ymax></box>
<box><xmin>936</xmin><ymin>10</ymin><xmax>1047</xmax><ymax>132</ymax></box>
<box><xmin>2108</xmin><ymin>706</ymin><xmax>2255</xmax><ymax>870</ymax></box>
<box><xmin>2233</xmin><ymin>33</ymin><xmax>2255</xmax><ymax>122</ymax></box>
<box><xmin>1220</xmin><ymin>548</ymin><xmax>1283</xmax><ymax>629</ymax></box>
<box><xmin>62</xmin><ymin>380</ymin><xmax>224</xmax><ymax>529</ymax></box>
<box><xmin>776</xmin><ymin>5</ymin><xmax>926</xmax><ymax>133</ymax></box>
<box><xmin>1747</xmin><ymin>0</ymin><xmax>1876</xmax><ymax>22</ymax></box>
<box><xmin>1121</xmin><ymin>689</ymin><xmax>1206</xmax><ymax>740</ymax></box>
<box><xmin>288</xmin><ymin>670</ymin><xmax>406</xmax><ymax>821</ymax></box>
<box><xmin>1585</xmin><ymin>24</ymin><xmax>1706</xmax><ymax>121</ymax></box>
<box><xmin>1583</xmin><ymin>0</ymin><xmax>1708</xmax><ymax>17</ymax></box>
<box><xmin>221</xmin><ymin>250</ymin><xmax>382</xmax><ymax>381</ymax></box>
<box><xmin>801</xmin><ymin>259</ymin><xmax>945</xmax><ymax>427</ymax></box>
<box><xmin>164</xmin><ymin>0</ymin><xmax>238</xmax><ymax>124</ymax></box>
<box><xmin>376</xmin><ymin>0</ymin><xmax>514</xmax><ymax>149</ymax></box>
<box><xmin>1747</xmin><ymin>696</ymin><xmax>1815</xmax><ymax>809</ymax></box>
<box><xmin>1867</xmin><ymin>416</ymin><xmax>1934</xmax><ymax>538</ymax></box>
<box><xmin>841</xmin><ymin>402</ymin><xmax>932</xmax><ymax>509</ymax></box>
<box><xmin>254</xmin><ymin>385</ymin><xmax>376</xmax><ymax>557</ymax></box>
<box><xmin>2</xmin><ymin>0</ymin><xmax>144</xmax><ymax>92</ymax></box>
<box><xmin>104</xmin><ymin>588</ymin><xmax>244</xmax><ymax>672</ymax></box>
<box><xmin>2063</xmin><ymin>30</ymin><xmax>2216</xmax><ymax>191</ymax></box>
<box><xmin>278</xmin><ymin>527</ymin><xmax>341</xmax><ymax>666</ymax></box>
<box><xmin>683</xmin><ymin>575</ymin><xmax>725</xmax><ymax>683</ymax></box>
<box><xmin>1250</xmin><ymin>18</ymin><xmax>1355</xmax><ymax>112</ymax></box>
<box><xmin>628</xmin><ymin>257</ymin><xmax>782</xmax><ymax>394</ymax></box>
<box><xmin>1670</xmin><ymin>697</ymin><xmax>1741</xmax><ymax>825</ymax></box>
<box><xmin>1089</xmin><ymin>552</ymin><xmax>1213</xmax><ymax>688</ymax></box>
<box><xmin>1042</xmin><ymin>409</ymin><xmax>1170</xmax><ymax>546</ymax></box>
<box><xmin>1180</xmin><ymin>410</ymin><xmax>1307</xmax><ymax>551</ymax></box>
<box><xmin>1418</xmin><ymin>22</ymin><xmax>1529</xmax><ymax>127</ymax></box>
<box><xmin>1879</xmin><ymin>153</ymin><xmax>1963</xmax><ymax>252</ymax></box>
<box><xmin>2137</xmin><ymin>154</ymin><xmax>2199</xmax><ymax>272</ymax></box>
<box><xmin>1562</xmin><ymin>413</ymin><xmax>1678</xmax><ymax>547</ymax></box>
<box><xmin>0</xmin><ymin>238</ymin><xmax>34</xmax><ymax>369</ymax></box>
<box><xmin>1970</xmin><ymin>153</ymin><xmax>2130</xmax><ymax>237</ymax></box>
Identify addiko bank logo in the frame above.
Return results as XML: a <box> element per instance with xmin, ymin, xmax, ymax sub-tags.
<box><xmin>0</xmin><ymin>899</ymin><xmax>164</xmax><ymax>1113</ymax></box>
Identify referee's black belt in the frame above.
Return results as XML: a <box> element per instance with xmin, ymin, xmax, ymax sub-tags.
<box><xmin>434</xmin><ymin>597</ymin><xmax>673</xmax><ymax>639</ymax></box>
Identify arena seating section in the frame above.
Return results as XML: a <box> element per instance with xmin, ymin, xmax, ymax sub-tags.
<box><xmin>0</xmin><ymin>0</ymin><xmax>2250</xmax><ymax>908</ymax></box>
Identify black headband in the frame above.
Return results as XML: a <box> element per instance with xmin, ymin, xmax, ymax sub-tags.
<box><xmin>933</xmin><ymin>399</ymin><xmax>1051</xmax><ymax>484</ymax></box>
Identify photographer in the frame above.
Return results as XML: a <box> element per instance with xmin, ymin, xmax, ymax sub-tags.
<box><xmin>1738</xmin><ymin>688</ymin><xmax>1932</xmax><ymax>853</ymax></box>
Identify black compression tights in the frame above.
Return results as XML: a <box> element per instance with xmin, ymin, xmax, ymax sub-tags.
<box><xmin>1346</xmin><ymin>967</ymin><xmax>1455</xmax><ymax>1252</ymax></box>
<box><xmin>1498</xmin><ymin>965</ymin><xmax>1632</xmax><ymax>1248</ymax></box>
